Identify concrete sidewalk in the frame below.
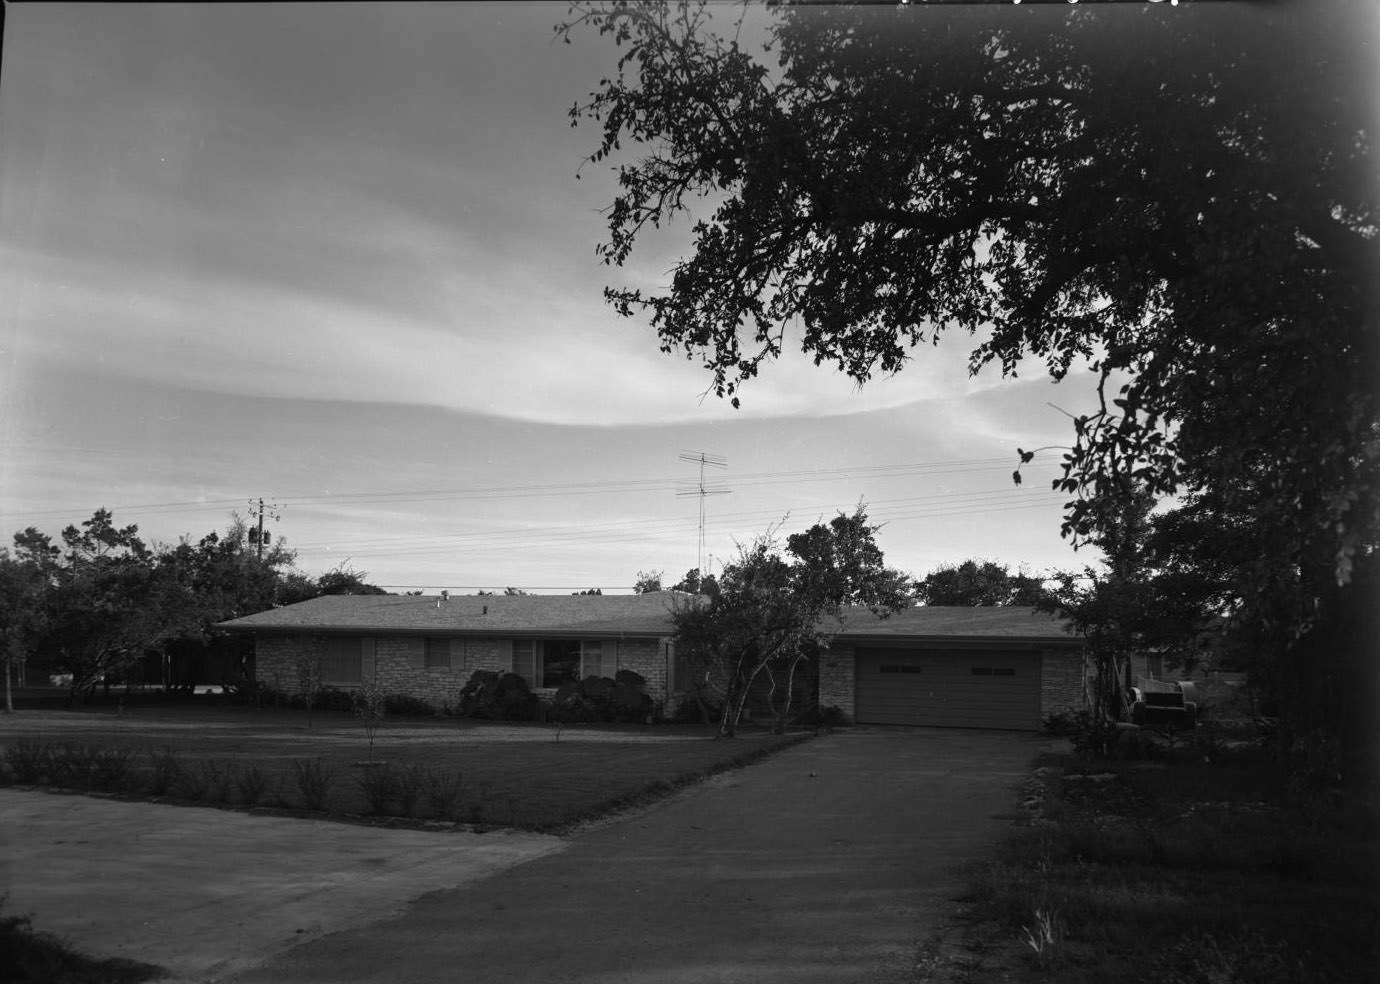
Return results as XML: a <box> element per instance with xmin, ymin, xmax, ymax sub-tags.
<box><xmin>227</xmin><ymin>729</ymin><xmax>1040</xmax><ymax>984</ymax></box>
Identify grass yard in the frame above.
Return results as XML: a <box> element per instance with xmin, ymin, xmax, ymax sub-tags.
<box><xmin>957</xmin><ymin>746</ymin><xmax>1379</xmax><ymax>984</ymax></box>
<box><xmin>0</xmin><ymin>703</ymin><xmax>812</xmax><ymax>831</ymax></box>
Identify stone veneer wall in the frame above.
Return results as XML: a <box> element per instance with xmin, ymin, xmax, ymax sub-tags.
<box><xmin>1038</xmin><ymin>647</ymin><xmax>1088</xmax><ymax>719</ymax></box>
<box><xmin>254</xmin><ymin>633</ymin><xmax>673</xmax><ymax>710</ymax></box>
<box><xmin>818</xmin><ymin>641</ymin><xmax>858</xmax><ymax>720</ymax></box>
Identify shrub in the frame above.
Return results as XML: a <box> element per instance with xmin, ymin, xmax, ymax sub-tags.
<box><xmin>50</xmin><ymin>744</ymin><xmax>101</xmax><ymax>790</ymax></box>
<box><xmin>457</xmin><ymin>670</ymin><xmax>540</xmax><ymax>721</ymax></box>
<box><xmin>224</xmin><ymin>679</ymin><xmax>274</xmax><ymax>706</ymax></box>
<box><xmin>291</xmin><ymin>758</ymin><xmax>335</xmax><ymax>812</ymax></box>
<box><xmin>313</xmin><ymin>687</ymin><xmax>356</xmax><ymax>714</ymax></box>
<box><xmin>355</xmin><ymin>765</ymin><xmax>398</xmax><ymax>815</ymax></box>
<box><xmin>235</xmin><ymin>765</ymin><xmax>272</xmax><ymax>807</ymax></box>
<box><xmin>393</xmin><ymin>764</ymin><xmax>426</xmax><ymax>818</ymax></box>
<box><xmin>201</xmin><ymin>760</ymin><xmax>237</xmax><ymax>804</ymax></box>
<box><xmin>4</xmin><ymin>742</ymin><xmax>51</xmax><ymax>785</ymax></box>
<box><xmin>145</xmin><ymin>746</ymin><xmax>183</xmax><ymax>795</ymax></box>
<box><xmin>1042</xmin><ymin>711</ymin><xmax>1078</xmax><ymax>736</ymax></box>
<box><xmin>551</xmin><ymin>674</ymin><xmax>654</xmax><ymax>724</ymax></box>
<box><xmin>383</xmin><ymin>694</ymin><xmax>434</xmax><ymax>717</ymax></box>
<box><xmin>421</xmin><ymin>768</ymin><xmax>464</xmax><ymax>821</ymax></box>
<box><xmin>175</xmin><ymin>762</ymin><xmax>211</xmax><ymax>801</ymax></box>
<box><xmin>793</xmin><ymin>704</ymin><xmax>851</xmax><ymax>729</ymax></box>
<box><xmin>92</xmin><ymin>746</ymin><xmax>139</xmax><ymax>794</ymax></box>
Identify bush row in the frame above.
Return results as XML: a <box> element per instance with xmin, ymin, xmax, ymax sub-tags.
<box><xmin>0</xmin><ymin>741</ymin><xmax>475</xmax><ymax>822</ymax></box>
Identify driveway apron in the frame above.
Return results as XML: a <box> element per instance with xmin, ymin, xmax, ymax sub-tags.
<box><xmin>227</xmin><ymin>729</ymin><xmax>1040</xmax><ymax>984</ymax></box>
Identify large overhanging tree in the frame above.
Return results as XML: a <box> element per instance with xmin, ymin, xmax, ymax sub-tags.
<box><xmin>561</xmin><ymin>0</ymin><xmax>1378</xmax><ymax>768</ymax></box>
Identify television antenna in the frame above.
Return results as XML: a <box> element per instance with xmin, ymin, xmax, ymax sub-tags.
<box><xmin>677</xmin><ymin>450</ymin><xmax>729</xmax><ymax>579</ymax></box>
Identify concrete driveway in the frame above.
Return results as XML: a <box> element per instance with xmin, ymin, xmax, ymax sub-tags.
<box><xmin>1</xmin><ymin>729</ymin><xmax>1041</xmax><ymax>983</ymax></box>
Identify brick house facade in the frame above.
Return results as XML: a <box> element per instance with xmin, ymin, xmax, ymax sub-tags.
<box><xmin>220</xmin><ymin>594</ymin><xmax>1086</xmax><ymax>728</ymax></box>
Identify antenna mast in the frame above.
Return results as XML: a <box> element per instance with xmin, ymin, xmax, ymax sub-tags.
<box><xmin>677</xmin><ymin>450</ymin><xmax>729</xmax><ymax>579</ymax></box>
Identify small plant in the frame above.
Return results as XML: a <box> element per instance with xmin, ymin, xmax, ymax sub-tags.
<box><xmin>92</xmin><ymin>746</ymin><xmax>139</xmax><ymax>793</ymax></box>
<box><xmin>1021</xmin><ymin>906</ymin><xmax>1064</xmax><ymax>971</ymax></box>
<box><xmin>383</xmin><ymin>693</ymin><xmax>434</xmax><ymax>717</ymax></box>
<box><xmin>201</xmin><ymin>760</ymin><xmax>236</xmax><ymax>804</ymax></box>
<box><xmin>50</xmin><ymin>743</ymin><xmax>100</xmax><ymax>790</ymax></box>
<box><xmin>176</xmin><ymin>761</ymin><xmax>211</xmax><ymax>801</ymax></box>
<box><xmin>4</xmin><ymin>741</ymin><xmax>51</xmax><ymax>785</ymax></box>
<box><xmin>291</xmin><ymin>758</ymin><xmax>335</xmax><ymax>812</ymax></box>
<box><xmin>392</xmin><ymin>764</ymin><xmax>426</xmax><ymax>818</ymax></box>
<box><xmin>355</xmin><ymin>764</ymin><xmax>398</xmax><ymax>815</ymax></box>
<box><xmin>421</xmin><ymin>768</ymin><xmax>464</xmax><ymax>821</ymax></box>
<box><xmin>353</xmin><ymin>682</ymin><xmax>387</xmax><ymax>764</ymax></box>
<box><xmin>235</xmin><ymin>765</ymin><xmax>272</xmax><ymax>807</ymax></box>
<box><xmin>145</xmin><ymin>746</ymin><xmax>183</xmax><ymax>795</ymax></box>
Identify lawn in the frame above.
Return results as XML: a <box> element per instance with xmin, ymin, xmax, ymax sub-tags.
<box><xmin>0</xmin><ymin>701</ymin><xmax>812</xmax><ymax>831</ymax></box>
<box><xmin>950</xmin><ymin>740</ymin><xmax>1380</xmax><ymax>984</ymax></box>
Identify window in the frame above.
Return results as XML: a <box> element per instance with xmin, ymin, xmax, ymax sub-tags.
<box><xmin>880</xmin><ymin>663</ymin><xmax>923</xmax><ymax>674</ymax></box>
<box><xmin>424</xmin><ymin>637</ymin><xmax>451</xmax><ymax>669</ymax></box>
<box><xmin>321</xmin><ymin>637</ymin><xmax>363</xmax><ymax>683</ymax></box>
<box><xmin>541</xmin><ymin>639</ymin><xmax>582</xmax><ymax>688</ymax></box>
<box><xmin>511</xmin><ymin>639</ymin><xmax>615</xmax><ymax>688</ymax></box>
<box><xmin>971</xmin><ymin>667</ymin><xmax>1016</xmax><ymax>677</ymax></box>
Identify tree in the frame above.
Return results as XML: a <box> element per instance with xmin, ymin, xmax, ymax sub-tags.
<box><xmin>0</xmin><ymin>543</ymin><xmax>55</xmax><ymax>712</ymax></box>
<box><xmin>315</xmin><ymin>564</ymin><xmax>389</xmax><ymax>596</ymax></box>
<box><xmin>633</xmin><ymin>569</ymin><xmax>664</xmax><ymax>593</ymax></box>
<box><xmin>155</xmin><ymin>517</ymin><xmax>300</xmax><ymax>685</ymax></box>
<box><xmin>562</xmin><ymin>0</ymin><xmax>1378</xmax><ymax>777</ymax></box>
<box><xmin>25</xmin><ymin>511</ymin><xmax>198</xmax><ymax>703</ymax></box>
<box><xmin>915</xmin><ymin>560</ymin><xmax>1050</xmax><ymax>608</ymax></box>
<box><xmin>353</xmin><ymin>679</ymin><xmax>387</xmax><ymax>765</ymax></box>
<box><xmin>295</xmin><ymin>643</ymin><xmax>325</xmax><ymax>730</ymax></box>
<box><xmin>672</xmin><ymin>508</ymin><xmax>910</xmax><ymax>735</ymax></box>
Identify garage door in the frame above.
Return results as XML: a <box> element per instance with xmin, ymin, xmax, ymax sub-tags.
<box><xmin>854</xmin><ymin>648</ymin><xmax>1041</xmax><ymax>730</ymax></box>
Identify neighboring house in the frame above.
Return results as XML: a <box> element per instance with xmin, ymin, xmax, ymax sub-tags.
<box><xmin>216</xmin><ymin>594</ymin><xmax>1086</xmax><ymax>731</ymax></box>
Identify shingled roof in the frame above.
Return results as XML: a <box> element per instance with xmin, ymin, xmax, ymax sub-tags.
<box><xmin>216</xmin><ymin>592</ymin><xmax>687</xmax><ymax>637</ymax></box>
<box><xmin>834</xmin><ymin>605</ymin><xmax>1078</xmax><ymax>643</ymax></box>
<box><xmin>218</xmin><ymin>593</ymin><xmax>1077</xmax><ymax>643</ymax></box>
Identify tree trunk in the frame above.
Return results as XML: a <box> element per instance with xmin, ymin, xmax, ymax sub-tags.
<box><xmin>3</xmin><ymin>660</ymin><xmax>13</xmax><ymax>713</ymax></box>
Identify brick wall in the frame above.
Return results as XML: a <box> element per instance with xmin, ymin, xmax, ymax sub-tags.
<box><xmin>818</xmin><ymin>641</ymin><xmax>856</xmax><ymax>720</ymax></box>
<box><xmin>1039</xmin><ymin>648</ymin><xmax>1087</xmax><ymax>719</ymax></box>
<box><xmin>254</xmin><ymin>632</ymin><xmax>673</xmax><ymax>711</ymax></box>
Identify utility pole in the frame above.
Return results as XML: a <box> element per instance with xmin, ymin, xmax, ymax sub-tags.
<box><xmin>677</xmin><ymin>450</ymin><xmax>729</xmax><ymax>579</ymax></box>
<box><xmin>247</xmin><ymin>498</ymin><xmax>281</xmax><ymax>562</ymax></box>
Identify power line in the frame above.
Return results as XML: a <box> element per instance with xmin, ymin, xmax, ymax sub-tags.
<box><xmin>0</xmin><ymin>455</ymin><xmax>1059</xmax><ymax>522</ymax></box>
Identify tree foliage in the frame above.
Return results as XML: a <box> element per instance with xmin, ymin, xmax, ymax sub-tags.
<box><xmin>633</xmin><ymin>569</ymin><xmax>664</xmax><ymax>593</ymax></box>
<box><xmin>563</xmin><ymin>0</ymin><xmax>1379</xmax><ymax>777</ymax></box>
<box><xmin>1</xmin><ymin>509</ymin><xmax>387</xmax><ymax>702</ymax></box>
<box><xmin>915</xmin><ymin>559</ymin><xmax>1049</xmax><ymax>607</ymax></box>
<box><xmin>561</xmin><ymin>0</ymin><xmax>1375</xmax><ymax>582</ymax></box>
<box><xmin>672</xmin><ymin>508</ymin><xmax>910</xmax><ymax>735</ymax></box>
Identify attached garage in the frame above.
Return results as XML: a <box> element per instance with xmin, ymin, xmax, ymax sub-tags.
<box><xmin>854</xmin><ymin>646</ymin><xmax>1042</xmax><ymax>730</ymax></box>
<box><xmin>817</xmin><ymin>607</ymin><xmax>1087</xmax><ymax>732</ymax></box>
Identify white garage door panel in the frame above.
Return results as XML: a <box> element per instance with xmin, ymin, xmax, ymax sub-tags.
<box><xmin>855</xmin><ymin>649</ymin><xmax>1041</xmax><ymax>730</ymax></box>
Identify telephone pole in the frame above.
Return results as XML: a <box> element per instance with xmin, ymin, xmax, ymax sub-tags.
<box><xmin>677</xmin><ymin>450</ymin><xmax>729</xmax><ymax>578</ymax></box>
<box><xmin>247</xmin><ymin>498</ymin><xmax>281</xmax><ymax>562</ymax></box>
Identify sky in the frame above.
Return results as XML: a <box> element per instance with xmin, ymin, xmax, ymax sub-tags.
<box><xmin>0</xmin><ymin>1</ymin><xmax>1136</xmax><ymax>594</ymax></box>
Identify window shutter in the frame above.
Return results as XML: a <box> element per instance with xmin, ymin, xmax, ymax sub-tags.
<box><xmin>450</xmin><ymin>637</ymin><xmax>464</xmax><ymax>672</ymax></box>
<box><xmin>602</xmin><ymin>639</ymin><xmax>619</xmax><ymax>678</ymax></box>
<box><xmin>362</xmin><ymin>637</ymin><xmax>376</xmax><ymax>683</ymax></box>
<box><xmin>408</xmin><ymin>637</ymin><xmax>425</xmax><ymax>669</ymax></box>
<box><xmin>495</xmin><ymin>638</ymin><xmax>514</xmax><ymax>674</ymax></box>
